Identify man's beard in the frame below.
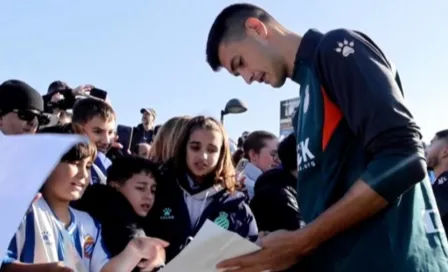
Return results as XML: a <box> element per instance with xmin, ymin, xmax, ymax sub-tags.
<box><xmin>426</xmin><ymin>156</ymin><xmax>438</xmax><ymax>171</ymax></box>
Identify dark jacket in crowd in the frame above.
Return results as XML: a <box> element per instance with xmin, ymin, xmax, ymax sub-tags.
<box><xmin>250</xmin><ymin>168</ymin><xmax>301</xmax><ymax>232</ymax></box>
<box><xmin>432</xmin><ymin>171</ymin><xmax>448</xmax><ymax>231</ymax></box>
<box><xmin>72</xmin><ymin>184</ymin><xmax>143</xmax><ymax>272</ymax></box>
<box><xmin>131</xmin><ymin>124</ymin><xmax>154</xmax><ymax>146</ymax></box>
<box><xmin>38</xmin><ymin>123</ymin><xmax>72</xmax><ymax>134</ymax></box>
<box><xmin>144</xmin><ymin>162</ymin><xmax>258</xmax><ymax>262</ymax></box>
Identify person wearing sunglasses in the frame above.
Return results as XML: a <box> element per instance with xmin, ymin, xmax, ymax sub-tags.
<box><xmin>0</xmin><ymin>79</ymin><xmax>47</xmax><ymax>135</ymax></box>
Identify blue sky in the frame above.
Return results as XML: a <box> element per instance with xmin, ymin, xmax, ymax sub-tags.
<box><xmin>0</xmin><ymin>0</ymin><xmax>446</xmax><ymax>141</ymax></box>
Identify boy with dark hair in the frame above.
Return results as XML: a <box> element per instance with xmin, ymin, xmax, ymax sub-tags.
<box><xmin>40</xmin><ymin>98</ymin><xmax>117</xmax><ymax>185</ymax></box>
<box><xmin>74</xmin><ymin>156</ymin><xmax>162</xmax><ymax>271</ymax></box>
<box><xmin>2</xmin><ymin>144</ymin><xmax>166</xmax><ymax>272</ymax></box>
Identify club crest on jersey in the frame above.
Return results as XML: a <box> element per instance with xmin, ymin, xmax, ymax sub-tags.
<box><xmin>83</xmin><ymin>235</ymin><xmax>95</xmax><ymax>258</ymax></box>
<box><xmin>42</xmin><ymin>231</ymin><xmax>52</xmax><ymax>246</ymax></box>
<box><xmin>214</xmin><ymin>212</ymin><xmax>230</xmax><ymax>230</ymax></box>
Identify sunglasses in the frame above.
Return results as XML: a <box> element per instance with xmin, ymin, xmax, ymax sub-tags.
<box><xmin>12</xmin><ymin>109</ymin><xmax>50</xmax><ymax>126</ymax></box>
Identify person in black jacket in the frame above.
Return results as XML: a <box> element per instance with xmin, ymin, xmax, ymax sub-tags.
<box><xmin>250</xmin><ymin>133</ymin><xmax>302</xmax><ymax>232</ymax></box>
<box><xmin>144</xmin><ymin>116</ymin><xmax>258</xmax><ymax>263</ymax></box>
<box><xmin>426</xmin><ymin>129</ymin><xmax>448</xmax><ymax>231</ymax></box>
<box><xmin>73</xmin><ymin>156</ymin><xmax>166</xmax><ymax>271</ymax></box>
<box><xmin>131</xmin><ymin>108</ymin><xmax>157</xmax><ymax>146</ymax></box>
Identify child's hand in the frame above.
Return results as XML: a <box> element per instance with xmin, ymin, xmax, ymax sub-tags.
<box><xmin>130</xmin><ymin>237</ymin><xmax>168</xmax><ymax>271</ymax></box>
<box><xmin>46</xmin><ymin>262</ymin><xmax>74</xmax><ymax>272</ymax></box>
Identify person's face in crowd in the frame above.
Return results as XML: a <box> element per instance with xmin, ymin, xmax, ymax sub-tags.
<box><xmin>186</xmin><ymin>128</ymin><xmax>222</xmax><ymax>181</ymax></box>
<box><xmin>218</xmin><ymin>18</ymin><xmax>288</xmax><ymax>88</ymax></box>
<box><xmin>111</xmin><ymin>172</ymin><xmax>157</xmax><ymax>217</ymax></box>
<box><xmin>426</xmin><ymin>136</ymin><xmax>448</xmax><ymax>170</ymax></box>
<box><xmin>81</xmin><ymin>117</ymin><xmax>116</xmax><ymax>153</ymax></box>
<box><xmin>138</xmin><ymin>143</ymin><xmax>151</xmax><ymax>159</ymax></box>
<box><xmin>249</xmin><ymin>138</ymin><xmax>280</xmax><ymax>172</ymax></box>
<box><xmin>44</xmin><ymin>157</ymin><xmax>92</xmax><ymax>202</ymax></box>
<box><xmin>0</xmin><ymin>109</ymin><xmax>39</xmax><ymax>135</ymax></box>
<box><xmin>142</xmin><ymin>112</ymin><xmax>154</xmax><ymax>130</ymax></box>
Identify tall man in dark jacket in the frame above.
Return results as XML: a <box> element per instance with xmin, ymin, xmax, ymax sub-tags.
<box><xmin>206</xmin><ymin>3</ymin><xmax>447</xmax><ymax>272</ymax></box>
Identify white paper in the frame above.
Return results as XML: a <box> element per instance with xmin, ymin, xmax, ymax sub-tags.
<box><xmin>0</xmin><ymin>133</ymin><xmax>87</xmax><ymax>266</ymax></box>
<box><xmin>162</xmin><ymin>220</ymin><xmax>260</xmax><ymax>272</ymax></box>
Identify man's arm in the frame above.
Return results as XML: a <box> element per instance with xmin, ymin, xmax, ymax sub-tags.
<box><xmin>296</xmin><ymin>29</ymin><xmax>427</xmax><ymax>251</ymax></box>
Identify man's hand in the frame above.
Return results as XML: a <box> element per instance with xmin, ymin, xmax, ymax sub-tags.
<box><xmin>72</xmin><ymin>84</ymin><xmax>94</xmax><ymax>96</ymax></box>
<box><xmin>50</xmin><ymin>93</ymin><xmax>65</xmax><ymax>103</ymax></box>
<box><xmin>217</xmin><ymin>229</ymin><xmax>313</xmax><ymax>272</ymax></box>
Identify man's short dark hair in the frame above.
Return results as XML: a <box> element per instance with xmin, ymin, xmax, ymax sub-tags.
<box><xmin>72</xmin><ymin>98</ymin><xmax>115</xmax><ymax>125</ymax></box>
<box><xmin>278</xmin><ymin>134</ymin><xmax>297</xmax><ymax>171</ymax></box>
<box><xmin>206</xmin><ymin>3</ymin><xmax>274</xmax><ymax>71</ymax></box>
<box><xmin>107</xmin><ymin>156</ymin><xmax>160</xmax><ymax>186</ymax></box>
<box><xmin>243</xmin><ymin>130</ymin><xmax>276</xmax><ymax>158</ymax></box>
<box><xmin>436</xmin><ymin>130</ymin><xmax>448</xmax><ymax>140</ymax></box>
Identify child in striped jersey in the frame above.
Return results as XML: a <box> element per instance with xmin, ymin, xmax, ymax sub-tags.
<box><xmin>1</xmin><ymin>141</ymin><xmax>167</xmax><ymax>272</ymax></box>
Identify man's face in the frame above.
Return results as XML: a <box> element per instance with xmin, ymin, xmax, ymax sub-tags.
<box><xmin>81</xmin><ymin>117</ymin><xmax>116</xmax><ymax>153</ymax></box>
<box><xmin>141</xmin><ymin>112</ymin><xmax>154</xmax><ymax>128</ymax></box>
<box><xmin>426</xmin><ymin>136</ymin><xmax>448</xmax><ymax>170</ymax></box>
<box><xmin>0</xmin><ymin>110</ymin><xmax>39</xmax><ymax>135</ymax></box>
<box><xmin>217</xmin><ymin>19</ymin><xmax>287</xmax><ymax>88</ymax></box>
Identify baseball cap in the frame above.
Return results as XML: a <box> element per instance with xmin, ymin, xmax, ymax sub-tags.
<box><xmin>0</xmin><ymin>79</ymin><xmax>44</xmax><ymax>114</ymax></box>
<box><xmin>140</xmin><ymin>108</ymin><xmax>157</xmax><ymax>118</ymax></box>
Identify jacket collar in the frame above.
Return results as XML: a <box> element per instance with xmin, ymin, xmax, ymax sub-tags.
<box><xmin>292</xmin><ymin>29</ymin><xmax>324</xmax><ymax>84</ymax></box>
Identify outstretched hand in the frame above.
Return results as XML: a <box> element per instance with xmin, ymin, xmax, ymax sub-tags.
<box><xmin>217</xmin><ymin>229</ymin><xmax>311</xmax><ymax>272</ymax></box>
<box><xmin>131</xmin><ymin>237</ymin><xmax>169</xmax><ymax>271</ymax></box>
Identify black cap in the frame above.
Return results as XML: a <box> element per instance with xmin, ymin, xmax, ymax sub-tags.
<box><xmin>47</xmin><ymin>80</ymin><xmax>70</xmax><ymax>94</ymax></box>
<box><xmin>0</xmin><ymin>80</ymin><xmax>44</xmax><ymax>114</ymax></box>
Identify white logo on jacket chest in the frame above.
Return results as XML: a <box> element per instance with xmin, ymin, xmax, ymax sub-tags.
<box><xmin>297</xmin><ymin>138</ymin><xmax>316</xmax><ymax>171</ymax></box>
<box><xmin>335</xmin><ymin>40</ymin><xmax>355</xmax><ymax>57</ymax></box>
<box><xmin>303</xmin><ymin>86</ymin><xmax>310</xmax><ymax>114</ymax></box>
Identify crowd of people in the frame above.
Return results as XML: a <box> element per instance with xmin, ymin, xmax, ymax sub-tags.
<box><xmin>1</xmin><ymin>2</ymin><xmax>448</xmax><ymax>272</ymax></box>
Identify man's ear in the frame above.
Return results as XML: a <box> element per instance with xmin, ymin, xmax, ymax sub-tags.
<box><xmin>442</xmin><ymin>146</ymin><xmax>448</xmax><ymax>159</ymax></box>
<box><xmin>245</xmin><ymin>17</ymin><xmax>268</xmax><ymax>39</ymax></box>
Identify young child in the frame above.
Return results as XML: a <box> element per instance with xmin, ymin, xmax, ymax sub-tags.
<box><xmin>74</xmin><ymin>156</ymin><xmax>161</xmax><ymax>268</ymax></box>
<box><xmin>145</xmin><ymin>116</ymin><xmax>258</xmax><ymax>262</ymax></box>
<box><xmin>2</xmin><ymin>142</ymin><xmax>166</xmax><ymax>272</ymax></box>
<box><xmin>40</xmin><ymin>98</ymin><xmax>117</xmax><ymax>185</ymax></box>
